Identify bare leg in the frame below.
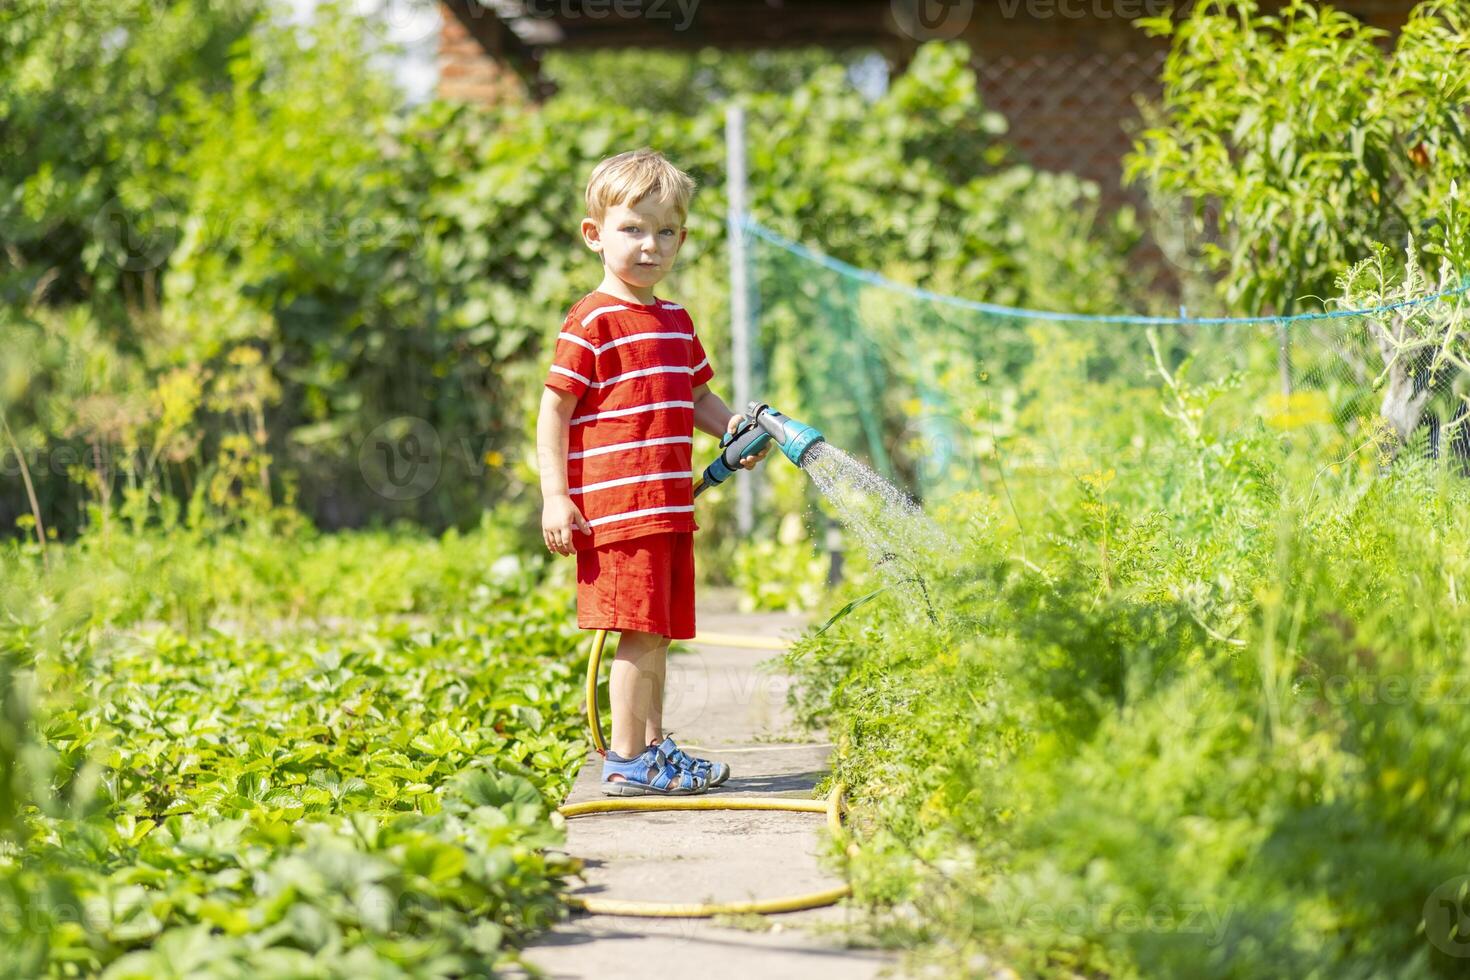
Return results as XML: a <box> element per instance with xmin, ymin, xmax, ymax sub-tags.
<box><xmin>608</xmin><ymin>629</ymin><xmax>668</xmax><ymax>764</ymax></box>
<box><xmin>644</xmin><ymin>635</ymin><xmax>670</xmax><ymax>747</ymax></box>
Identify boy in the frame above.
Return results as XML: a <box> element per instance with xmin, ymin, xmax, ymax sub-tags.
<box><xmin>536</xmin><ymin>148</ymin><xmax>768</xmax><ymax>796</ymax></box>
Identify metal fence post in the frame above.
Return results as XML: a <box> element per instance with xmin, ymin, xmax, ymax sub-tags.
<box><xmin>726</xmin><ymin>102</ymin><xmax>755</xmax><ymax>535</ymax></box>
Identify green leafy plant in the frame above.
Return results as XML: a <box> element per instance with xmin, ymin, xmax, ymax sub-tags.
<box><xmin>1126</xmin><ymin>0</ymin><xmax>1470</xmax><ymax>316</ymax></box>
<box><xmin>0</xmin><ymin>512</ymin><xmax>590</xmax><ymax>974</ymax></box>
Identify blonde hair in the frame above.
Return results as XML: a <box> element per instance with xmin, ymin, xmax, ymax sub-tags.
<box><xmin>584</xmin><ymin>148</ymin><xmax>697</xmax><ymax>227</ymax></box>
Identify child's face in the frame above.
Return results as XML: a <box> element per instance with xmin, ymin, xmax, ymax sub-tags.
<box><xmin>583</xmin><ymin>196</ymin><xmax>687</xmax><ymax>291</ymax></box>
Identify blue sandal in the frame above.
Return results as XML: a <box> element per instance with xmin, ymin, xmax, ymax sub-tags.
<box><xmin>653</xmin><ymin>735</ymin><xmax>730</xmax><ymax>787</ymax></box>
<box><xmin>601</xmin><ymin>745</ymin><xmax>707</xmax><ymax>796</ymax></box>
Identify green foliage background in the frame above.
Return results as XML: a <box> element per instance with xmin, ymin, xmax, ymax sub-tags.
<box><xmin>0</xmin><ymin>514</ymin><xmax>596</xmax><ymax>975</ymax></box>
<box><xmin>1</xmin><ymin>1</ymin><xmax>1141</xmax><ymax>566</ymax></box>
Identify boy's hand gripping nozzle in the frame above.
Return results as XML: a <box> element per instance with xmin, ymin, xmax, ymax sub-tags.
<box><xmin>693</xmin><ymin>402</ymin><xmax>825</xmax><ymax>498</ymax></box>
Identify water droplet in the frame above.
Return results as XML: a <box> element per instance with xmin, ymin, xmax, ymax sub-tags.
<box><xmin>800</xmin><ymin>442</ymin><xmax>957</xmax><ymax>621</ymax></box>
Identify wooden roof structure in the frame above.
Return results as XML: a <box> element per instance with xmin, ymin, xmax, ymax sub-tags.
<box><xmin>442</xmin><ymin>0</ymin><xmax>906</xmax><ymax>72</ymax></box>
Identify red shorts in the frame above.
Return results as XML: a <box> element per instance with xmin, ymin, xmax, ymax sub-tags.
<box><xmin>576</xmin><ymin>531</ymin><xmax>696</xmax><ymax>640</ymax></box>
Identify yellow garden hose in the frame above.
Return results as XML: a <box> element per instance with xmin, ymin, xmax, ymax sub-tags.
<box><xmin>584</xmin><ymin>629</ymin><xmax>610</xmax><ymax>756</ymax></box>
<box><xmin>558</xmin><ymin>627</ymin><xmax>852</xmax><ymax>918</ymax></box>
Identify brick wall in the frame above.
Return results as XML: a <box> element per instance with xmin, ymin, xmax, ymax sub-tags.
<box><xmin>973</xmin><ymin>47</ymin><xmax>1167</xmax><ymax>210</ymax></box>
<box><xmin>437</xmin><ymin>6</ymin><xmax>529</xmax><ymax>105</ymax></box>
<box><xmin>959</xmin><ymin>0</ymin><xmax>1418</xmax><ymax>208</ymax></box>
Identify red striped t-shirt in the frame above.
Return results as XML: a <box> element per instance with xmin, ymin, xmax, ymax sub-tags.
<box><xmin>544</xmin><ymin>290</ymin><xmax>715</xmax><ymax>550</ymax></box>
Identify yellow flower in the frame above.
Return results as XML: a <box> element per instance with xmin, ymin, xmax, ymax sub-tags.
<box><xmin>1265</xmin><ymin>391</ymin><xmax>1331</xmax><ymax>430</ymax></box>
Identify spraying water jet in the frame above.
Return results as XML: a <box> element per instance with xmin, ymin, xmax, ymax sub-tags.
<box><xmin>691</xmin><ymin>401</ymin><xmax>952</xmax><ymax>626</ymax></box>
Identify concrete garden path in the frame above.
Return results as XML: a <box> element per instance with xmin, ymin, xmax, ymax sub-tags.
<box><xmin>518</xmin><ymin>602</ymin><xmax>892</xmax><ymax>979</ymax></box>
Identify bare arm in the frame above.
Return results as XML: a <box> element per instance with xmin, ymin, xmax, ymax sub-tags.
<box><xmin>537</xmin><ymin>387</ymin><xmax>590</xmax><ymax>555</ymax></box>
<box><xmin>691</xmin><ymin>382</ymin><xmax>737</xmax><ymax>437</ymax></box>
<box><xmin>537</xmin><ymin>387</ymin><xmax>576</xmax><ymax>496</ymax></box>
<box><xmin>692</xmin><ymin>383</ymin><xmax>769</xmax><ymax>469</ymax></box>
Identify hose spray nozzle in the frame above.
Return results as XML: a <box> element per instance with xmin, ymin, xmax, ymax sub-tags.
<box><xmin>694</xmin><ymin>402</ymin><xmax>825</xmax><ymax>498</ymax></box>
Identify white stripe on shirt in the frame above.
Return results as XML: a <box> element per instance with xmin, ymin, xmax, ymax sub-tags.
<box><xmin>586</xmin><ymin>504</ymin><xmax>695</xmax><ymax>529</ymax></box>
<box><xmin>570</xmin><ymin>400</ymin><xmax>694</xmax><ymax>425</ymax></box>
<box><xmin>691</xmin><ymin>357</ymin><xmax>709</xmax><ymax>374</ymax></box>
<box><xmin>567</xmin><ymin>435</ymin><xmax>693</xmax><ymax>460</ymax></box>
<box><xmin>550</xmin><ymin>364</ymin><xmax>590</xmax><ymax>386</ymax></box>
<box><xmin>591</xmin><ymin>331</ymin><xmax>692</xmax><ymax>355</ymax></box>
<box><xmin>569</xmin><ymin>471</ymin><xmax>691</xmax><ymax>495</ymax></box>
<box><xmin>556</xmin><ymin>331</ymin><xmax>597</xmax><ymax>353</ymax></box>
<box><xmin>580</xmin><ymin>304</ymin><xmax>629</xmax><ymax>327</ymax></box>
<box><xmin>589</xmin><ymin>364</ymin><xmax>697</xmax><ymax>389</ymax></box>
<box><xmin>559</xmin><ymin>330</ymin><xmax>691</xmax><ymax>356</ymax></box>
